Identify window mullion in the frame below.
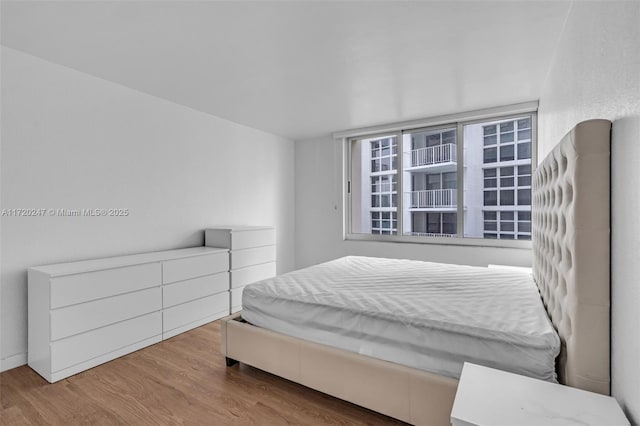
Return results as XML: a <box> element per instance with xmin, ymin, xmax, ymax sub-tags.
<box><xmin>396</xmin><ymin>131</ymin><xmax>403</xmax><ymax>237</ymax></box>
<box><xmin>456</xmin><ymin>122</ymin><xmax>464</xmax><ymax>237</ymax></box>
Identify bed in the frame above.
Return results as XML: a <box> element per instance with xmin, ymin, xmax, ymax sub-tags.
<box><xmin>220</xmin><ymin>119</ymin><xmax>612</xmax><ymax>425</ymax></box>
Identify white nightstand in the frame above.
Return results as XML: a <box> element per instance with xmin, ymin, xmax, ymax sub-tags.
<box><xmin>450</xmin><ymin>363</ymin><xmax>629</xmax><ymax>426</ymax></box>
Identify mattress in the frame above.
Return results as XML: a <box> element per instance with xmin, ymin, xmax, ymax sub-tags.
<box><xmin>242</xmin><ymin>256</ymin><xmax>561</xmax><ymax>382</ymax></box>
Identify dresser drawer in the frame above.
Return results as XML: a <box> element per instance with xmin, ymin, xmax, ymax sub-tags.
<box><xmin>162</xmin><ymin>252</ymin><xmax>228</xmax><ymax>284</ymax></box>
<box><xmin>232</xmin><ymin>228</ymin><xmax>275</xmax><ymax>249</ymax></box>
<box><xmin>51</xmin><ymin>287</ymin><xmax>161</xmax><ymax>341</ymax></box>
<box><xmin>163</xmin><ymin>292</ymin><xmax>229</xmax><ymax>333</ymax></box>
<box><xmin>205</xmin><ymin>227</ymin><xmax>275</xmax><ymax>250</ymax></box>
<box><xmin>50</xmin><ymin>263</ymin><xmax>161</xmax><ymax>309</ymax></box>
<box><xmin>230</xmin><ymin>262</ymin><xmax>276</xmax><ymax>288</ymax></box>
<box><xmin>231</xmin><ymin>246</ymin><xmax>276</xmax><ymax>270</ymax></box>
<box><xmin>163</xmin><ymin>272</ymin><xmax>228</xmax><ymax>308</ymax></box>
<box><xmin>51</xmin><ymin>311</ymin><xmax>161</xmax><ymax>373</ymax></box>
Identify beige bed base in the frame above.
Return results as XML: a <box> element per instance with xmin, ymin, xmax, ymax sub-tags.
<box><xmin>220</xmin><ymin>119</ymin><xmax>612</xmax><ymax>425</ymax></box>
<box><xmin>221</xmin><ymin>313</ymin><xmax>457</xmax><ymax>425</ymax></box>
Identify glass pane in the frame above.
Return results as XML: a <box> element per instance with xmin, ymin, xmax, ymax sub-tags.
<box><xmin>442</xmin><ymin>213</ymin><xmax>457</xmax><ymax>234</ymax></box>
<box><xmin>484</xmin><ymin>178</ymin><xmax>497</xmax><ymax>188</ymax></box>
<box><xmin>517</xmin><ymin>117</ymin><xmax>531</xmax><ymax>129</ymax></box>
<box><xmin>402</xmin><ymin>129</ymin><xmax>457</xmax><ymax>236</ymax></box>
<box><xmin>518</xmin><ymin>129</ymin><xmax>532</xmax><ymax>140</ymax></box>
<box><xmin>518</xmin><ymin>211</ymin><xmax>531</xmax><ymax>221</ymax></box>
<box><xmin>350</xmin><ymin>136</ymin><xmax>398</xmax><ymax>235</ymax></box>
<box><xmin>518</xmin><ymin>234</ymin><xmax>531</xmax><ymax>240</ymax></box>
<box><xmin>518</xmin><ymin>165</ymin><xmax>531</xmax><ymax>175</ymax></box>
<box><xmin>500</xmin><ymin>166</ymin><xmax>514</xmax><ymax>176</ymax></box>
<box><xmin>501</xmin><ymin>222</ymin><xmax>515</xmax><ymax>232</ymax></box>
<box><xmin>518</xmin><ymin>222</ymin><xmax>531</xmax><ymax>233</ymax></box>
<box><xmin>484</xmin><ymin>211</ymin><xmax>497</xmax><ymax>220</ymax></box>
<box><xmin>427</xmin><ymin>174</ymin><xmax>441</xmax><ymax>190</ymax></box>
<box><xmin>500</xmin><ymin>132</ymin><xmax>514</xmax><ymax>143</ymax></box>
<box><xmin>464</xmin><ymin>118</ymin><xmax>534</xmax><ymax>240</ymax></box>
<box><xmin>443</xmin><ymin>172</ymin><xmax>457</xmax><ymax>189</ymax></box>
<box><xmin>443</xmin><ymin>131</ymin><xmax>456</xmax><ymax>144</ymax></box>
<box><xmin>484</xmin><ymin>147</ymin><xmax>497</xmax><ymax>163</ymax></box>
<box><xmin>500</xmin><ymin>122</ymin><xmax>514</xmax><ymax>132</ymax></box>
<box><xmin>442</xmin><ymin>223</ymin><xmax>457</xmax><ymax>234</ymax></box>
<box><xmin>484</xmin><ymin>135</ymin><xmax>497</xmax><ymax>146</ymax></box>
<box><xmin>518</xmin><ymin>189</ymin><xmax>531</xmax><ymax>205</ymax></box>
<box><xmin>427</xmin><ymin>133</ymin><xmax>441</xmax><ymax>146</ymax></box>
<box><xmin>500</xmin><ymin>190</ymin><xmax>514</xmax><ymax>205</ymax></box>
<box><xmin>484</xmin><ymin>221</ymin><xmax>497</xmax><ymax>231</ymax></box>
<box><xmin>381</xmin><ymin>157</ymin><xmax>390</xmax><ymax>171</ymax></box>
<box><xmin>500</xmin><ymin>145</ymin><xmax>515</xmax><ymax>161</ymax></box>
<box><xmin>500</xmin><ymin>233</ymin><xmax>515</xmax><ymax>240</ymax></box>
<box><xmin>484</xmin><ymin>125</ymin><xmax>497</xmax><ymax>136</ymax></box>
<box><xmin>518</xmin><ymin>176</ymin><xmax>531</xmax><ymax>186</ymax></box>
<box><xmin>501</xmin><ymin>211</ymin><xmax>514</xmax><ymax>220</ymax></box>
<box><xmin>427</xmin><ymin>213</ymin><xmax>441</xmax><ymax>233</ymax></box>
<box><xmin>484</xmin><ymin>233</ymin><xmax>497</xmax><ymax>239</ymax></box>
<box><xmin>500</xmin><ymin>177</ymin><xmax>514</xmax><ymax>187</ymax></box>
<box><xmin>484</xmin><ymin>191</ymin><xmax>498</xmax><ymax>206</ymax></box>
<box><xmin>518</xmin><ymin>142</ymin><xmax>531</xmax><ymax>159</ymax></box>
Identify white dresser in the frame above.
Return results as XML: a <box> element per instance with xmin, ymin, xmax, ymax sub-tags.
<box><xmin>28</xmin><ymin>246</ymin><xmax>229</xmax><ymax>383</ymax></box>
<box><xmin>205</xmin><ymin>226</ymin><xmax>276</xmax><ymax>313</ymax></box>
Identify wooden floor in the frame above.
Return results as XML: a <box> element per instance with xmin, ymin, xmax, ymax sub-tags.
<box><xmin>0</xmin><ymin>321</ymin><xmax>404</xmax><ymax>425</ymax></box>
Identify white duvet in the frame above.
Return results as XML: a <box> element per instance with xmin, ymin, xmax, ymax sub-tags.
<box><xmin>242</xmin><ymin>256</ymin><xmax>560</xmax><ymax>381</ymax></box>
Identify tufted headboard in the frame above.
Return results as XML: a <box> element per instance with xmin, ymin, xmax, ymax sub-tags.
<box><xmin>532</xmin><ymin>119</ymin><xmax>611</xmax><ymax>395</ymax></box>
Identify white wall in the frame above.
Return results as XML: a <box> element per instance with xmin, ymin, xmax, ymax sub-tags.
<box><xmin>0</xmin><ymin>47</ymin><xmax>296</xmax><ymax>370</ymax></box>
<box><xmin>294</xmin><ymin>136</ymin><xmax>532</xmax><ymax>269</ymax></box>
<box><xmin>537</xmin><ymin>2</ymin><xmax>640</xmax><ymax>424</ymax></box>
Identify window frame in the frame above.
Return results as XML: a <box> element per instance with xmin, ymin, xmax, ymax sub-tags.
<box><xmin>341</xmin><ymin>102</ymin><xmax>537</xmax><ymax>249</ymax></box>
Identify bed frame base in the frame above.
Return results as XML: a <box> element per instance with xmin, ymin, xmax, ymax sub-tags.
<box><xmin>221</xmin><ymin>313</ymin><xmax>458</xmax><ymax>426</ymax></box>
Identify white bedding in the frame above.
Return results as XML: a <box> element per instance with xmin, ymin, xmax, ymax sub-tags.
<box><xmin>242</xmin><ymin>256</ymin><xmax>560</xmax><ymax>381</ymax></box>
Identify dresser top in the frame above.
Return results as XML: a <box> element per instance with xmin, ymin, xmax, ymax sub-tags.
<box><xmin>29</xmin><ymin>246</ymin><xmax>228</xmax><ymax>277</ymax></box>
<box><xmin>206</xmin><ymin>226</ymin><xmax>274</xmax><ymax>232</ymax></box>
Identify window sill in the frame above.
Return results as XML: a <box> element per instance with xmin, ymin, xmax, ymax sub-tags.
<box><xmin>344</xmin><ymin>233</ymin><xmax>532</xmax><ymax>250</ymax></box>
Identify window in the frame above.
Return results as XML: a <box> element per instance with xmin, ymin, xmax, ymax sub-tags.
<box><xmin>371</xmin><ymin>211</ymin><xmax>397</xmax><ymax>234</ymax></box>
<box><xmin>346</xmin><ymin>105</ymin><xmax>536</xmax><ymax>245</ymax></box>
<box><xmin>482</xmin><ymin>210</ymin><xmax>531</xmax><ymax>240</ymax></box>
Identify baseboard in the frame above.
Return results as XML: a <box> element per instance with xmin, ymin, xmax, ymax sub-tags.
<box><xmin>0</xmin><ymin>352</ymin><xmax>27</xmax><ymax>372</ymax></box>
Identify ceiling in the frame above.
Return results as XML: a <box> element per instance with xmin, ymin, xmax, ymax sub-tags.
<box><xmin>1</xmin><ymin>1</ymin><xmax>572</xmax><ymax>141</ymax></box>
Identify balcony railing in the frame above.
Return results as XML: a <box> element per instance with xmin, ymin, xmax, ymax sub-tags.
<box><xmin>405</xmin><ymin>232</ymin><xmax>456</xmax><ymax>238</ymax></box>
<box><xmin>406</xmin><ymin>143</ymin><xmax>457</xmax><ymax>168</ymax></box>
<box><xmin>406</xmin><ymin>189</ymin><xmax>457</xmax><ymax>208</ymax></box>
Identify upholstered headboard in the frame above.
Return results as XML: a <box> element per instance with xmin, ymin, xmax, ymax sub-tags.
<box><xmin>532</xmin><ymin>119</ymin><xmax>611</xmax><ymax>395</ymax></box>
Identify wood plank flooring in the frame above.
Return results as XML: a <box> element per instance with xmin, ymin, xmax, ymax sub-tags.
<box><xmin>0</xmin><ymin>321</ymin><xmax>405</xmax><ymax>425</ymax></box>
